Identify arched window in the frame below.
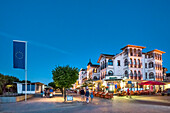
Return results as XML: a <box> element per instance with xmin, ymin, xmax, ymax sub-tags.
<box><xmin>125</xmin><ymin>70</ymin><xmax>128</xmax><ymax>77</ymax></box>
<box><xmin>138</xmin><ymin>59</ymin><xmax>141</xmax><ymax>68</ymax></box>
<box><xmin>124</xmin><ymin>59</ymin><xmax>128</xmax><ymax>66</ymax></box>
<box><xmin>158</xmin><ymin>54</ymin><xmax>160</xmax><ymax>60</ymax></box>
<box><xmin>93</xmin><ymin>76</ymin><xmax>97</xmax><ymax>80</ymax></box>
<box><xmin>149</xmin><ymin>62</ymin><xmax>154</xmax><ymax>68</ymax></box>
<box><xmin>130</xmin><ymin>70</ymin><xmax>133</xmax><ymax>76</ymax></box>
<box><xmin>149</xmin><ymin>72</ymin><xmax>154</xmax><ymax>79</ymax></box>
<box><xmin>134</xmin><ymin>59</ymin><xmax>137</xmax><ymax>67</ymax></box>
<box><xmin>105</xmin><ymin>59</ymin><xmax>107</xmax><ymax>68</ymax></box>
<box><xmin>108</xmin><ymin>59</ymin><xmax>113</xmax><ymax>65</ymax></box>
<box><xmin>134</xmin><ymin>71</ymin><xmax>137</xmax><ymax>76</ymax></box>
<box><xmin>108</xmin><ymin>70</ymin><xmax>113</xmax><ymax>76</ymax></box>
<box><xmin>130</xmin><ymin>58</ymin><xmax>133</xmax><ymax>67</ymax></box>
<box><xmin>130</xmin><ymin>48</ymin><xmax>133</xmax><ymax>56</ymax></box>
<box><xmin>124</xmin><ymin>49</ymin><xmax>128</xmax><ymax>55</ymax></box>
<box><xmin>134</xmin><ymin>49</ymin><xmax>136</xmax><ymax>56</ymax></box>
<box><xmin>138</xmin><ymin>71</ymin><xmax>141</xmax><ymax>76</ymax></box>
<box><xmin>101</xmin><ymin>62</ymin><xmax>103</xmax><ymax>70</ymax></box>
<box><xmin>134</xmin><ymin>70</ymin><xmax>137</xmax><ymax>79</ymax></box>
<box><xmin>138</xmin><ymin>49</ymin><xmax>142</xmax><ymax>57</ymax></box>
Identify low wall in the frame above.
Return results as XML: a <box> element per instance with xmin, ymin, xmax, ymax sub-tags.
<box><xmin>0</xmin><ymin>94</ymin><xmax>34</xmax><ymax>103</ymax></box>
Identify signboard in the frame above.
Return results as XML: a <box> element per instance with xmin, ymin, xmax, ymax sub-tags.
<box><xmin>109</xmin><ymin>77</ymin><xmax>117</xmax><ymax>80</ymax></box>
<box><xmin>128</xmin><ymin>81</ymin><xmax>132</xmax><ymax>84</ymax></box>
<box><xmin>67</xmin><ymin>95</ymin><xmax>73</xmax><ymax>101</ymax></box>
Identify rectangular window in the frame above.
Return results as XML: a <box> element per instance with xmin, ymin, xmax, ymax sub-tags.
<box><xmin>22</xmin><ymin>84</ymin><xmax>25</xmax><ymax>91</ymax></box>
<box><xmin>145</xmin><ymin>73</ymin><xmax>147</xmax><ymax>79</ymax></box>
<box><xmin>27</xmin><ymin>84</ymin><xmax>30</xmax><ymax>91</ymax></box>
<box><xmin>145</xmin><ymin>63</ymin><xmax>147</xmax><ymax>68</ymax></box>
<box><xmin>36</xmin><ymin>84</ymin><xmax>39</xmax><ymax>91</ymax></box>
<box><xmin>117</xmin><ymin>60</ymin><xmax>120</xmax><ymax>66</ymax></box>
<box><xmin>31</xmin><ymin>85</ymin><xmax>35</xmax><ymax>91</ymax></box>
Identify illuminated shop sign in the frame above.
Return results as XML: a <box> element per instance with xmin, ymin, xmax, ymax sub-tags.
<box><xmin>109</xmin><ymin>77</ymin><xmax>117</xmax><ymax>80</ymax></box>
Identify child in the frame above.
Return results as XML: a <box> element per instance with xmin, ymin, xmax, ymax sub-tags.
<box><xmin>90</xmin><ymin>91</ymin><xmax>94</xmax><ymax>103</ymax></box>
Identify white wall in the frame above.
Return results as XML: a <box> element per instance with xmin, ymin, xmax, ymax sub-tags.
<box><xmin>17</xmin><ymin>83</ymin><xmax>22</xmax><ymax>94</ymax></box>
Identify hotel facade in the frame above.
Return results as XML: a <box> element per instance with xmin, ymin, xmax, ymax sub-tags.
<box><xmin>78</xmin><ymin>45</ymin><xmax>166</xmax><ymax>92</ymax></box>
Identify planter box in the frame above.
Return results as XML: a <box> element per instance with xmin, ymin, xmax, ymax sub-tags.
<box><xmin>0</xmin><ymin>94</ymin><xmax>34</xmax><ymax>103</ymax></box>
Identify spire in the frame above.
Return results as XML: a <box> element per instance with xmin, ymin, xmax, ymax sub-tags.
<box><xmin>87</xmin><ymin>59</ymin><xmax>92</xmax><ymax>66</ymax></box>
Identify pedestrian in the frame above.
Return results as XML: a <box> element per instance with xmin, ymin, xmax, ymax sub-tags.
<box><xmin>126</xmin><ymin>88</ymin><xmax>129</xmax><ymax>97</ymax></box>
<box><xmin>90</xmin><ymin>91</ymin><xmax>94</xmax><ymax>103</ymax></box>
<box><xmin>80</xmin><ymin>88</ymin><xmax>85</xmax><ymax>101</ymax></box>
<box><xmin>85</xmin><ymin>88</ymin><xmax>90</xmax><ymax>104</ymax></box>
<box><xmin>77</xmin><ymin>89</ymin><xmax>79</xmax><ymax>95</ymax></box>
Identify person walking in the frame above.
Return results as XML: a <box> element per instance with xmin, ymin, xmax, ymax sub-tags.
<box><xmin>80</xmin><ymin>88</ymin><xmax>85</xmax><ymax>101</ymax></box>
<box><xmin>85</xmin><ymin>88</ymin><xmax>90</xmax><ymax>104</ymax></box>
<box><xmin>126</xmin><ymin>88</ymin><xmax>129</xmax><ymax>97</ymax></box>
<box><xmin>90</xmin><ymin>91</ymin><xmax>94</xmax><ymax>103</ymax></box>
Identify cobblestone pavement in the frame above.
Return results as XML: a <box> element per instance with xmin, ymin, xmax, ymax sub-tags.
<box><xmin>0</xmin><ymin>95</ymin><xmax>170</xmax><ymax>113</ymax></box>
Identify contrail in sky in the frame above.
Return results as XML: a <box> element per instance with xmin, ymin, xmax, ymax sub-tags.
<box><xmin>0</xmin><ymin>31</ymin><xmax>70</xmax><ymax>54</ymax></box>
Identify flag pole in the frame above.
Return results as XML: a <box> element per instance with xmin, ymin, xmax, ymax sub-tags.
<box><xmin>25</xmin><ymin>41</ymin><xmax>27</xmax><ymax>101</ymax></box>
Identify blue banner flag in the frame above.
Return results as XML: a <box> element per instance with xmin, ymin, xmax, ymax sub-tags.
<box><xmin>13</xmin><ymin>41</ymin><xmax>26</xmax><ymax>69</ymax></box>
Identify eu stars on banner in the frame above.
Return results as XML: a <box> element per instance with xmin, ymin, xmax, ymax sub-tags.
<box><xmin>13</xmin><ymin>40</ymin><xmax>26</xmax><ymax>69</ymax></box>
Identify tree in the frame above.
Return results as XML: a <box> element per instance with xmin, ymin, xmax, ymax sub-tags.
<box><xmin>19</xmin><ymin>80</ymin><xmax>31</xmax><ymax>83</ymax></box>
<box><xmin>82</xmin><ymin>79</ymin><xmax>95</xmax><ymax>88</ymax></box>
<box><xmin>48</xmin><ymin>82</ymin><xmax>60</xmax><ymax>91</ymax></box>
<box><xmin>52</xmin><ymin>65</ymin><xmax>79</xmax><ymax>102</ymax></box>
<box><xmin>0</xmin><ymin>73</ymin><xmax>20</xmax><ymax>95</ymax></box>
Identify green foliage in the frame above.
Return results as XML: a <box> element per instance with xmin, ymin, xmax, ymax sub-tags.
<box><xmin>48</xmin><ymin>82</ymin><xmax>60</xmax><ymax>90</ymax></box>
<box><xmin>52</xmin><ymin>65</ymin><xmax>79</xmax><ymax>88</ymax></box>
<box><xmin>19</xmin><ymin>80</ymin><xmax>31</xmax><ymax>83</ymax></box>
<box><xmin>0</xmin><ymin>73</ymin><xmax>20</xmax><ymax>95</ymax></box>
<box><xmin>82</xmin><ymin>79</ymin><xmax>95</xmax><ymax>87</ymax></box>
<box><xmin>6</xmin><ymin>85</ymin><xmax>13</xmax><ymax>89</ymax></box>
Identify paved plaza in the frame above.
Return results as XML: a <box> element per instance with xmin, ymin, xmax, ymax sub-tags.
<box><xmin>0</xmin><ymin>95</ymin><xmax>170</xmax><ymax>113</ymax></box>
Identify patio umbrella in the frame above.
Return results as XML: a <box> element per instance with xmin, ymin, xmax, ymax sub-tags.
<box><xmin>139</xmin><ymin>81</ymin><xmax>166</xmax><ymax>95</ymax></box>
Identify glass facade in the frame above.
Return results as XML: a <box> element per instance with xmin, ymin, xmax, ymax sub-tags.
<box><xmin>22</xmin><ymin>84</ymin><xmax>35</xmax><ymax>91</ymax></box>
<box><xmin>31</xmin><ymin>85</ymin><xmax>35</xmax><ymax>91</ymax></box>
<box><xmin>22</xmin><ymin>84</ymin><xmax>25</xmax><ymax>91</ymax></box>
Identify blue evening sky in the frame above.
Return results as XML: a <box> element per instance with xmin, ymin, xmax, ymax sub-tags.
<box><xmin>0</xmin><ymin>0</ymin><xmax>170</xmax><ymax>84</ymax></box>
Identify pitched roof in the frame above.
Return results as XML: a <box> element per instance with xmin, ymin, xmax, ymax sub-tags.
<box><xmin>121</xmin><ymin>44</ymin><xmax>146</xmax><ymax>50</ymax></box>
<box><xmin>90</xmin><ymin>64</ymin><xmax>100</xmax><ymax>67</ymax></box>
<box><xmin>97</xmin><ymin>54</ymin><xmax>114</xmax><ymax>63</ymax></box>
<box><xmin>147</xmin><ymin>49</ymin><xmax>165</xmax><ymax>54</ymax></box>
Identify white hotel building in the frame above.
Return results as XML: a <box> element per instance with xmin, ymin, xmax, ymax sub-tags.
<box><xmin>78</xmin><ymin>45</ymin><xmax>165</xmax><ymax>92</ymax></box>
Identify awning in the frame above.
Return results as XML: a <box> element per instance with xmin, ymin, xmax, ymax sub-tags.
<box><xmin>124</xmin><ymin>79</ymin><xmax>145</xmax><ymax>83</ymax></box>
<box><xmin>139</xmin><ymin>81</ymin><xmax>166</xmax><ymax>85</ymax></box>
